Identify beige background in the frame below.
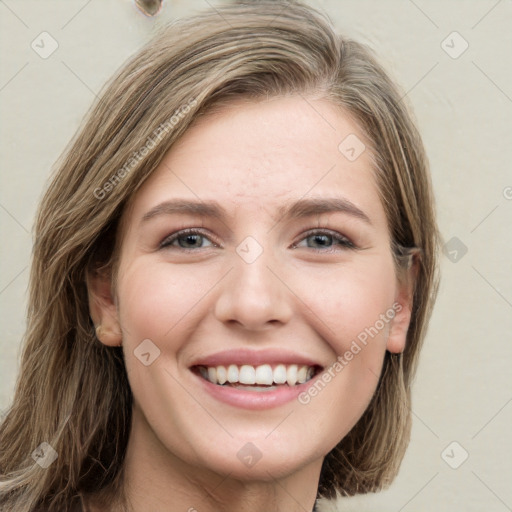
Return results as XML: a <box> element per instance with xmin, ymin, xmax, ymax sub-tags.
<box><xmin>1</xmin><ymin>1</ymin><xmax>511</xmax><ymax>510</ymax></box>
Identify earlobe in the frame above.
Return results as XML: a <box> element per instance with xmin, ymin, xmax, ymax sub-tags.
<box><xmin>87</xmin><ymin>269</ymin><xmax>122</xmax><ymax>347</ymax></box>
<box><xmin>386</xmin><ymin>256</ymin><xmax>419</xmax><ymax>354</ymax></box>
<box><xmin>95</xmin><ymin>324</ymin><xmax>122</xmax><ymax>347</ymax></box>
<box><xmin>386</xmin><ymin>300</ymin><xmax>412</xmax><ymax>354</ymax></box>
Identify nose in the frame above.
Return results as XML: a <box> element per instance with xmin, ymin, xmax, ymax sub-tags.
<box><xmin>213</xmin><ymin>248</ymin><xmax>293</xmax><ymax>331</ymax></box>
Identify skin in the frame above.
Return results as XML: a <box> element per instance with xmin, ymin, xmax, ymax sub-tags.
<box><xmin>88</xmin><ymin>96</ymin><xmax>415</xmax><ymax>512</ymax></box>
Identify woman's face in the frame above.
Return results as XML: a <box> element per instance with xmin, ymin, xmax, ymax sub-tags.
<box><xmin>93</xmin><ymin>96</ymin><xmax>413</xmax><ymax>482</ymax></box>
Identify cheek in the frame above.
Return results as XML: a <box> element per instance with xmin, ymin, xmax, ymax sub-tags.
<box><xmin>290</xmin><ymin>256</ymin><xmax>398</xmax><ymax>432</ymax></box>
<box><xmin>291</xmin><ymin>255</ymin><xmax>397</xmax><ymax>367</ymax></box>
<box><xmin>115</xmin><ymin>259</ymin><xmax>220</xmax><ymax>436</ymax></box>
<box><xmin>307</xmin><ymin>259</ymin><xmax>394</xmax><ymax>326</ymax></box>
<box><xmin>116</xmin><ymin>259</ymin><xmax>218</xmax><ymax>343</ymax></box>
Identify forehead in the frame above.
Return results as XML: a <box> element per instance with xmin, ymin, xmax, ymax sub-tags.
<box><xmin>126</xmin><ymin>96</ymin><xmax>385</xmax><ymax>229</ymax></box>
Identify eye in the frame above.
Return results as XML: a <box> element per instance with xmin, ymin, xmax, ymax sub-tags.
<box><xmin>159</xmin><ymin>229</ymin><xmax>216</xmax><ymax>250</ymax></box>
<box><xmin>293</xmin><ymin>229</ymin><xmax>356</xmax><ymax>251</ymax></box>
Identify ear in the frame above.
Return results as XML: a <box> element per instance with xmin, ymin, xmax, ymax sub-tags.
<box><xmin>87</xmin><ymin>268</ymin><xmax>122</xmax><ymax>347</ymax></box>
<box><xmin>386</xmin><ymin>256</ymin><xmax>419</xmax><ymax>354</ymax></box>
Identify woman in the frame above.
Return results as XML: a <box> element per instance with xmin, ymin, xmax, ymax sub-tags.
<box><xmin>0</xmin><ymin>1</ymin><xmax>440</xmax><ymax>511</ymax></box>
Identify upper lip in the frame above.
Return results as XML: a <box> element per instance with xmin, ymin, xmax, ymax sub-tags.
<box><xmin>189</xmin><ymin>348</ymin><xmax>323</xmax><ymax>369</ymax></box>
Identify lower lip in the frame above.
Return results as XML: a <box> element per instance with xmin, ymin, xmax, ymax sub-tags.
<box><xmin>192</xmin><ymin>371</ymin><xmax>319</xmax><ymax>410</ymax></box>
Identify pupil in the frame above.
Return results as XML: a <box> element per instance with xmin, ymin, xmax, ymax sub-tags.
<box><xmin>181</xmin><ymin>234</ymin><xmax>201</xmax><ymax>247</ymax></box>
<box><xmin>312</xmin><ymin>234</ymin><xmax>331</xmax><ymax>247</ymax></box>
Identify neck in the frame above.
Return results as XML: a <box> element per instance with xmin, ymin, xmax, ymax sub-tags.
<box><xmin>92</xmin><ymin>405</ymin><xmax>322</xmax><ymax>512</ymax></box>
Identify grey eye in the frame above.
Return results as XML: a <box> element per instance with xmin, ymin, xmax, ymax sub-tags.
<box><xmin>295</xmin><ymin>230</ymin><xmax>354</xmax><ymax>250</ymax></box>
<box><xmin>306</xmin><ymin>234</ymin><xmax>334</xmax><ymax>248</ymax></box>
<box><xmin>160</xmin><ymin>230</ymin><xmax>215</xmax><ymax>250</ymax></box>
<box><xmin>176</xmin><ymin>233</ymin><xmax>206</xmax><ymax>249</ymax></box>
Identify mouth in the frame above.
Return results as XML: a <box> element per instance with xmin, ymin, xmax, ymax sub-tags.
<box><xmin>192</xmin><ymin>363</ymin><xmax>322</xmax><ymax>391</ymax></box>
<box><xmin>188</xmin><ymin>348</ymin><xmax>324</xmax><ymax>409</ymax></box>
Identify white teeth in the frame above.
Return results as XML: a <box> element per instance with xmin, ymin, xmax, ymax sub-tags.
<box><xmin>198</xmin><ymin>363</ymin><xmax>316</xmax><ymax>387</ymax></box>
<box><xmin>273</xmin><ymin>364</ymin><xmax>287</xmax><ymax>384</ymax></box>
<box><xmin>227</xmin><ymin>364</ymin><xmax>239</xmax><ymax>383</ymax></box>
<box><xmin>255</xmin><ymin>364</ymin><xmax>273</xmax><ymax>385</ymax></box>
<box><xmin>207</xmin><ymin>367</ymin><xmax>217</xmax><ymax>384</ymax></box>
<box><xmin>239</xmin><ymin>365</ymin><xmax>256</xmax><ymax>384</ymax></box>
<box><xmin>297</xmin><ymin>366</ymin><xmax>308</xmax><ymax>384</ymax></box>
<box><xmin>286</xmin><ymin>364</ymin><xmax>298</xmax><ymax>386</ymax></box>
<box><xmin>216</xmin><ymin>365</ymin><xmax>227</xmax><ymax>385</ymax></box>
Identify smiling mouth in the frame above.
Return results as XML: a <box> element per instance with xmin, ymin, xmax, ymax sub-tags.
<box><xmin>192</xmin><ymin>363</ymin><xmax>322</xmax><ymax>388</ymax></box>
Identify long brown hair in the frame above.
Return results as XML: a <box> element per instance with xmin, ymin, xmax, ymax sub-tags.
<box><xmin>0</xmin><ymin>1</ymin><xmax>439</xmax><ymax>510</ymax></box>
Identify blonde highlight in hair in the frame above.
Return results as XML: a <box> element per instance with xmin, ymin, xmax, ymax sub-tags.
<box><xmin>0</xmin><ymin>1</ymin><xmax>439</xmax><ymax>510</ymax></box>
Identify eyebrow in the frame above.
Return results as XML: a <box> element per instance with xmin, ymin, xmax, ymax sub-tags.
<box><xmin>141</xmin><ymin>200</ymin><xmax>225</xmax><ymax>223</ymax></box>
<box><xmin>277</xmin><ymin>197</ymin><xmax>371</xmax><ymax>225</ymax></box>
<box><xmin>140</xmin><ymin>197</ymin><xmax>371</xmax><ymax>225</ymax></box>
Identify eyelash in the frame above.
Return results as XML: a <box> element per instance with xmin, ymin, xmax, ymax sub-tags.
<box><xmin>159</xmin><ymin>228</ymin><xmax>219</xmax><ymax>251</ymax></box>
<box><xmin>293</xmin><ymin>228</ymin><xmax>356</xmax><ymax>251</ymax></box>
<box><xmin>159</xmin><ymin>228</ymin><xmax>356</xmax><ymax>252</ymax></box>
